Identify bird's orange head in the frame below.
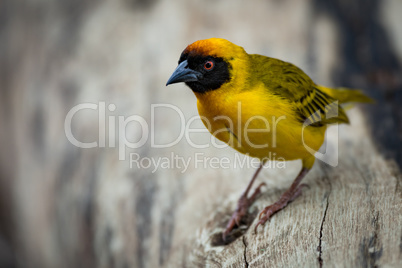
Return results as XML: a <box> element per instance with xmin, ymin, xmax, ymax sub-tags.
<box><xmin>166</xmin><ymin>38</ymin><xmax>249</xmax><ymax>93</ymax></box>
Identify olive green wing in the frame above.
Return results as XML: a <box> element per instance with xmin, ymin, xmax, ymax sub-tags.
<box><xmin>249</xmin><ymin>55</ymin><xmax>349</xmax><ymax>126</ymax></box>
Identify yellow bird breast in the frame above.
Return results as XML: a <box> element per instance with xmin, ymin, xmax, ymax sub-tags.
<box><xmin>195</xmin><ymin>83</ymin><xmax>326</xmax><ymax>162</ymax></box>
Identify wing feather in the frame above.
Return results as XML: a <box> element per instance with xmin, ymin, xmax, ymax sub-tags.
<box><xmin>249</xmin><ymin>55</ymin><xmax>349</xmax><ymax>126</ymax></box>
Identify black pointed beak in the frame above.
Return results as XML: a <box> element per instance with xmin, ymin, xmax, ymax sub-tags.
<box><xmin>166</xmin><ymin>60</ymin><xmax>202</xmax><ymax>86</ymax></box>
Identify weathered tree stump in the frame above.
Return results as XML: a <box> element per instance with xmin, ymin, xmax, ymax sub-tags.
<box><xmin>0</xmin><ymin>0</ymin><xmax>401</xmax><ymax>267</ymax></box>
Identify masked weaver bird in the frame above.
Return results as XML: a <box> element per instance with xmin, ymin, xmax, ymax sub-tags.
<box><xmin>166</xmin><ymin>38</ymin><xmax>372</xmax><ymax>241</ymax></box>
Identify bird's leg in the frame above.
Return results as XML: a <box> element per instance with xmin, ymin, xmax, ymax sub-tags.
<box><xmin>223</xmin><ymin>163</ymin><xmax>265</xmax><ymax>240</ymax></box>
<box><xmin>254</xmin><ymin>167</ymin><xmax>310</xmax><ymax>233</ymax></box>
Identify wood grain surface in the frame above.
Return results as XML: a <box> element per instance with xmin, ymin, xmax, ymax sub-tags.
<box><xmin>0</xmin><ymin>0</ymin><xmax>401</xmax><ymax>267</ymax></box>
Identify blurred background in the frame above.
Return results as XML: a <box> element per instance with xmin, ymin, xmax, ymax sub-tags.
<box><xmin>1</xmin><ymin>0</ymin><xmax>401</xmax><ymax>267</ymax></box>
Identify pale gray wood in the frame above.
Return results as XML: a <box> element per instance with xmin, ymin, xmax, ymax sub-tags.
<box><xmin>0</xmin><ymin>0</ymin><xmax>401</xmax><ymax>268</ymax></box>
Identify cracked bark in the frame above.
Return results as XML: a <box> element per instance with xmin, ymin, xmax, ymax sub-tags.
<box><xmin>317</xmin><ymin>191</ymin><xmax>330</xmax><ymax>267</ymax></box>
<box><xmin>242</xmin><ymin>236</ymin><xmax>249</xmax><ymax>268</ymax></box>
<box><xmin>317</xmin><ymin>168</ymin><xmax>332</xmax><ymax>267</ymax></box>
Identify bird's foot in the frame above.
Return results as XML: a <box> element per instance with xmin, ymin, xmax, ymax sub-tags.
<box><xmin>254</xmin><ymin>183</ymin><xmax>307</xmax><ymax>233</ymax></box>
<box><xmin>222</xmin><ymin>182</ymin><xmax>266</xmax><ymax>241</ymax></box>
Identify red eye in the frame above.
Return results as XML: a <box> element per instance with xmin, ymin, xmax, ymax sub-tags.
<box><xmin>204</xmin><ymin>60</ymin><xmax>214</xmax><ymax>70</ymax></box>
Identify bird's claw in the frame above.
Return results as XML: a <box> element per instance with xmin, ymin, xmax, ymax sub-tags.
<box><xmin>254</xmin><ymin>183</ymin><xmax>308</xmax><ymax>233</ymax></box>
<box><xmin>234</xmin><ymin>214</ymin><xmax>241</xmax><ymax>227</ymax></box>
<box><xmin>254</xmin><ymin>217</ymin><xmax>267</xmax><ymax>234</ymax></box>
<box><xmin>254</xmin><ymin>206</ymin><xmax>273</xmax><ymax>233</ymax></box>
<box><xmin>222</xmin><ymin>183</ymin><xmax>267</xmax><ymax>241</ymax></box>
<box><xmin>258</xmin><ymin>206</ymin><xmax>271</xmax><ymax>220</ymax></box>
<box><xmin>222</xmin><ymin>214</ymin><xmax>242</xmax><ymax>241</ymax></box>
